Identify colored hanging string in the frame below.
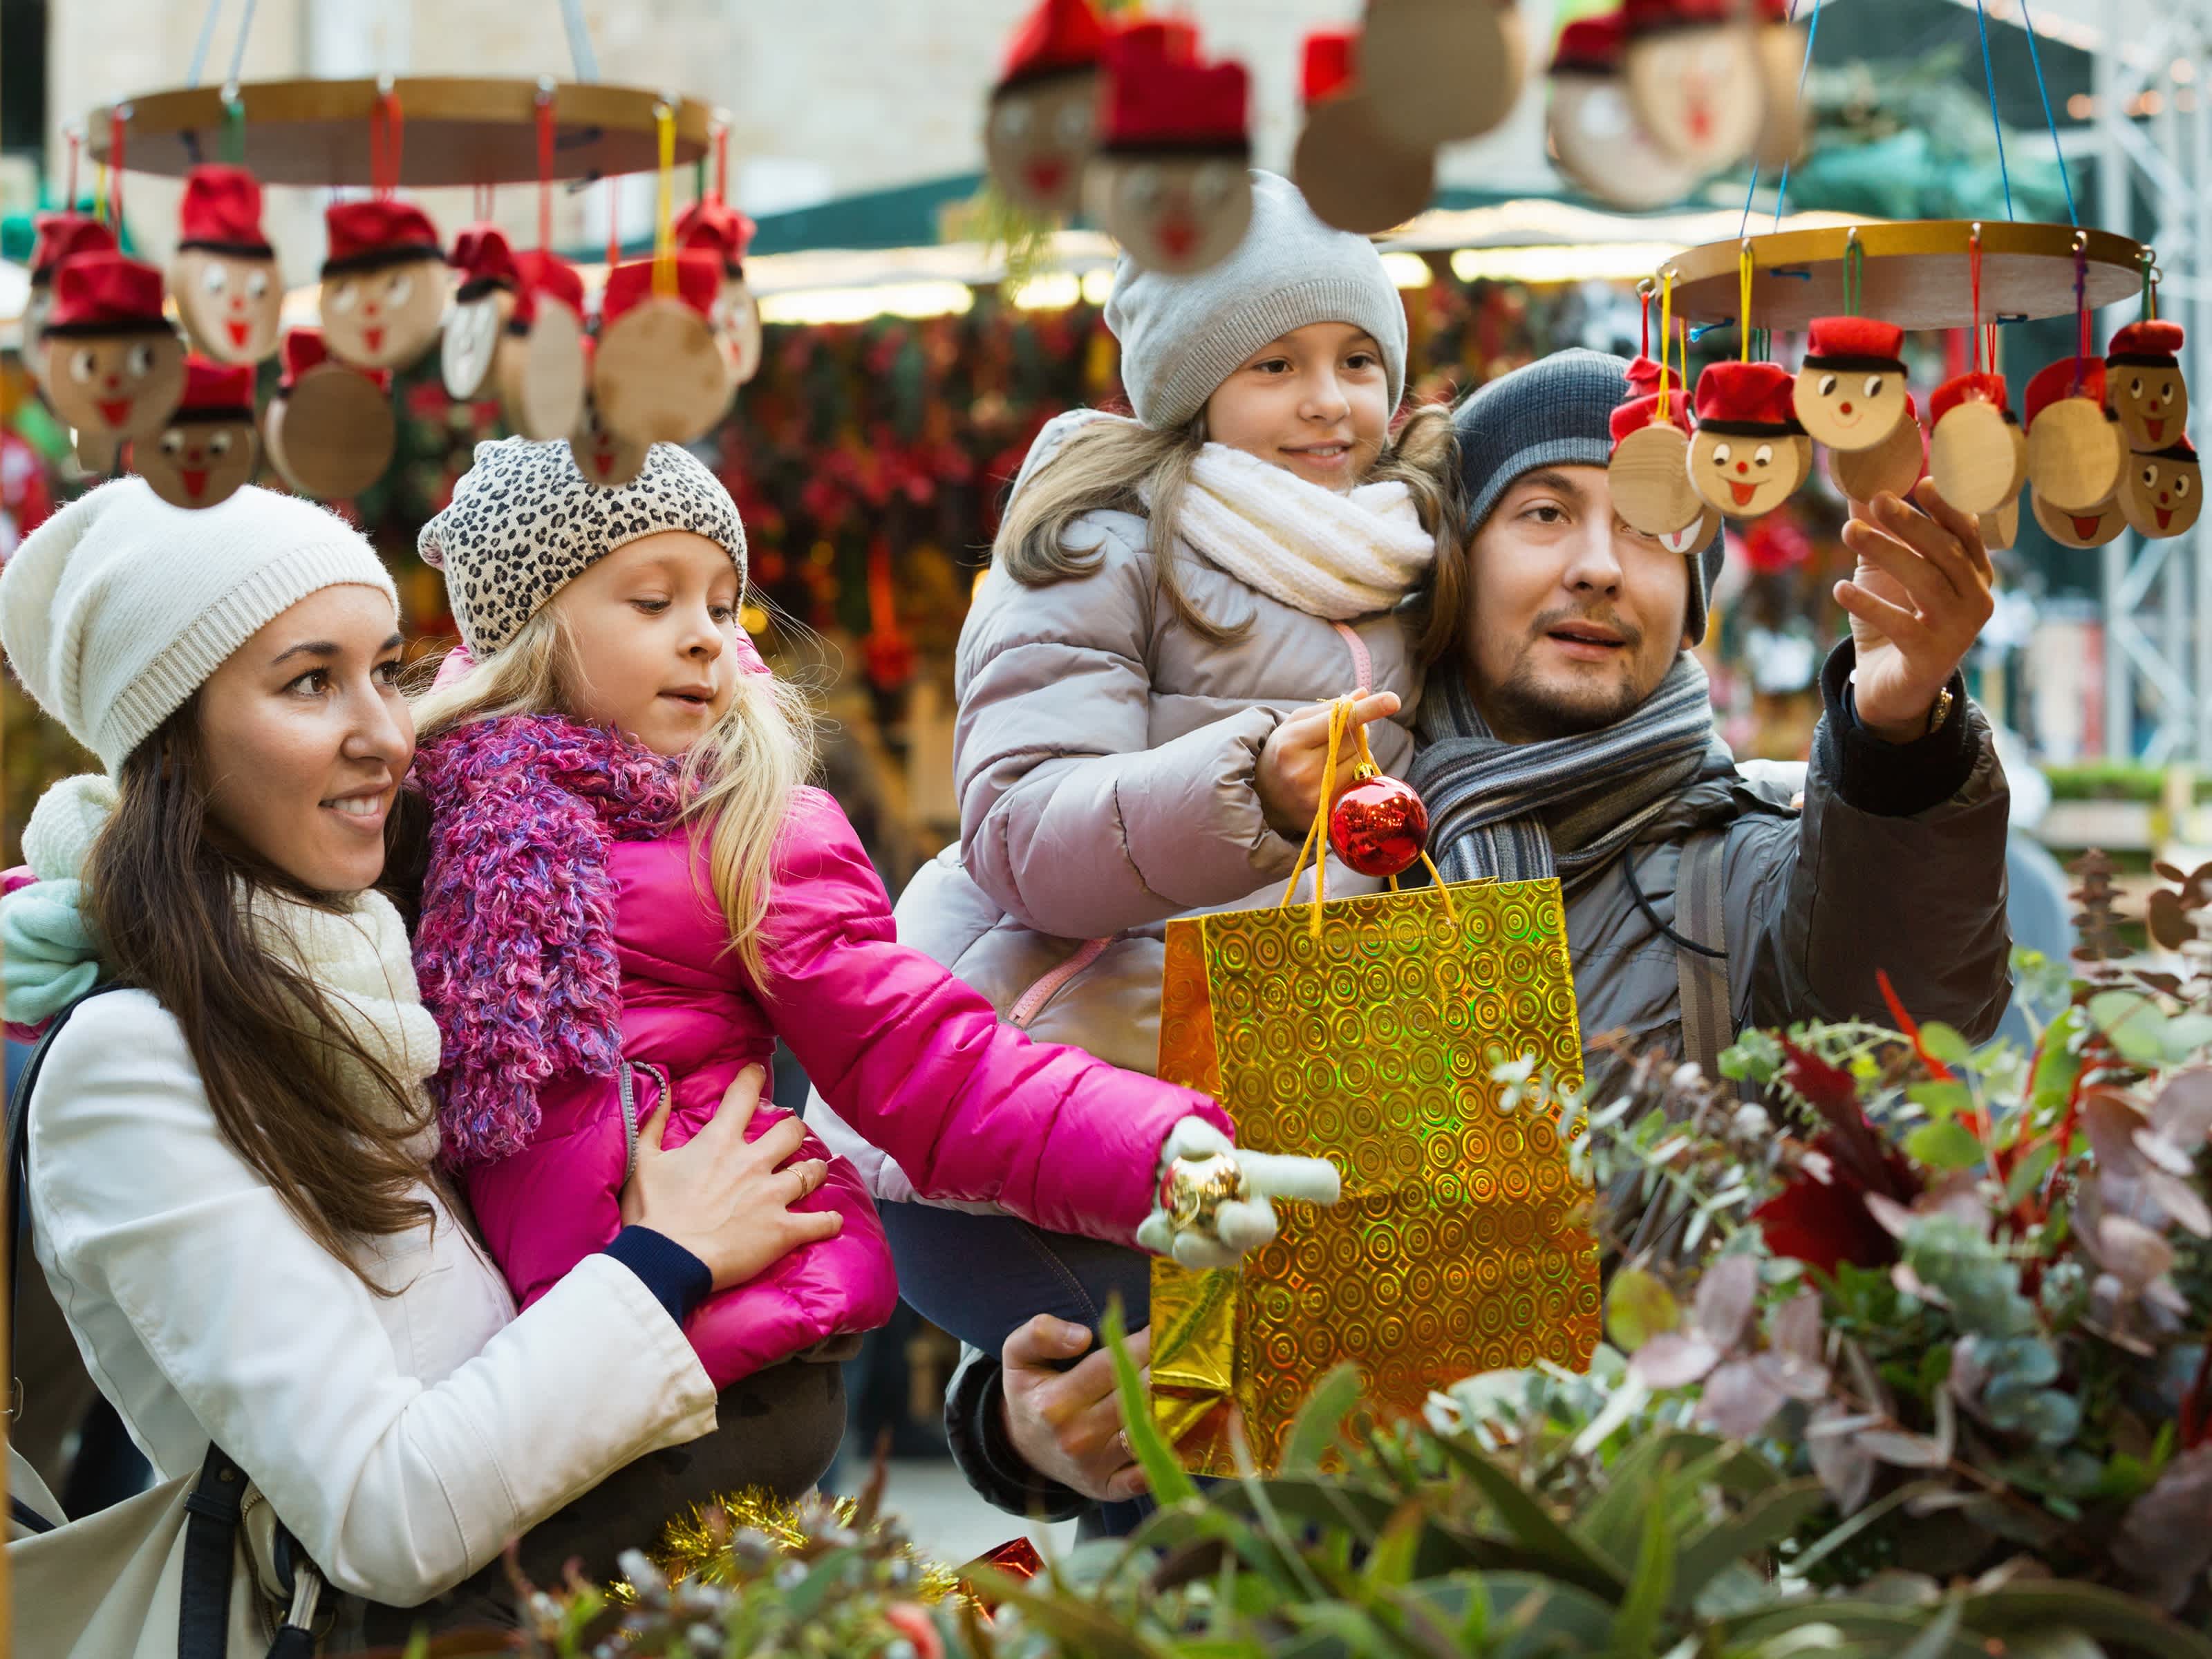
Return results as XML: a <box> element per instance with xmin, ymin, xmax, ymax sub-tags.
<box><xmin>714</xmin><ymin>119</ymin><xmax>729</xmax><ymax>202</ymax></box>
<box><xmin>2014</xmin><ymin>0</ymin><xmax>2077</xmax><ymax>224</ymax></box>
<box><xmin>221</xmin><ymin>92</ymin><xmax>246</xmax><ymax>166</ymax></box>
<box><xmin>106</xmin><ymin>108</ymin><xmax>126</xmax><ymax>229</ymax></box>
<box><xmin>1738</xmin><ymin>243</ymin><xmax>1755</xmax><ymax>364</ymax></box>
<box><xmin>1738</xmin><ymin>0</ymin><xmax>1799</xmax><ymax>235</ymax></box>
<box><xmin>93</xmin><ymin>161</ymin><xmax>108</xmax><ymax>227</ymax></box>
<box><xmin>1638</xmin><ymin>280</ymin><xmax>1651</xmax><ymax>364</ymax></box>
<box><xmin>605</xmin><ymin>176</ymin><xmax>621</xmax><ymax>270</ymax></box>
<box><xmin>2141</xmin><ymin>250</ymin><xmax>2159</xmax><ymax>321</ymax></box>
<box><xmin>369</xmin><ymin>88</ymin><xmax>404</xmax><ymax>200</ymax></box>
<box><xmin>1770</xmin><ymin>0</ymin><xmax>1826</xmax><ymax>229</ymax></box>
<box><xmin>652</xmin><ymin>101</ymin><xmax>677</xmax><ymax>298</ymax></box>
<box><xmin>1969</xmin><ymin>225</ymin><xmax>1985</xmax><ymax>374</ymax></box>
<box><xmin>65</xmin><ymin>127</ymin><xmax>80</xmax><ymax>215</ymax></box>
<box><xmin>536</xmin><ymin>87</ymin><xmax>557</xmax><ymax>253</ymax></box>
<box><xmin>2071</xmin><ymin>238</ymin><xmax>2090</xmax><ymax>394</ymax></box>
<box><xmin>1656</xmin><ymin>274</ymin><xmax>1674</xmax><ymax>424</ymax></box>
<box><xmin>1972</xmin><ymin>0</ymin><xmax>2015</xmax><ymax>221</ymax></box>
<box><xmin>1842</xmin><ymin>234</ymin><xmax>1864</xmax><ymax>317</ymax></box>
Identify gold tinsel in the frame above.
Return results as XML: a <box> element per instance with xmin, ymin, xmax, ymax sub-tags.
<box><xmin>608</xmin><ymin>1485</ymin><xmax>964</xmax><ymax>1606</ymax></box>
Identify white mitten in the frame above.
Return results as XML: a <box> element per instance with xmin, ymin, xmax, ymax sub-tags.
<box><xmin>1134</xmin><ymin>1116</ymin><xmax>1342</xmax><ymax>1270</ymax></box>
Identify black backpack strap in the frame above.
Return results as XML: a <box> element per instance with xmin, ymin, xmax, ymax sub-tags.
<box><xmin>8</xmin><ymin>986</ymin><xmax>114</xmax><ymax>1371</ymax></box>
<box><xmin>179</xmin><ymin>1443</ymin><xmax>249</xmax><ymax>1659</ymax></box>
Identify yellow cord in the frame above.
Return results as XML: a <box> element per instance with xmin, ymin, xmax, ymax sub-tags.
<box><xmin>1738</xmin><ymin>243</ymin><xmax>1754</xmax><ymax>364</ymax></box>
<box><xmin>653</xmin><ymin>102</ymin><xmax>677</xmax><ymax>298</ymax></box>
<box><xmin>1657</xmin><ymin>271</ymin><xmax>1675</xmax><ymax>423</ymax></box>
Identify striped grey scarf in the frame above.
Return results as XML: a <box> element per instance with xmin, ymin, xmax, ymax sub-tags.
<box><xmin>1409</xmin><ymin>653</ymin><xmax>1738</xmax><ymax>894</ymax></box>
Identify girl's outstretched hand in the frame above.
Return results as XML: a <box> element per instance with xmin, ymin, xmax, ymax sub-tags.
<box><xmin>1256</xmin><ymin>690</ymin><xmax>1402</xmax><ymax>842</ymax></box>
<box><xmin>1136</xmin><ymin>1116</ymin><xmax>1342</xmax><ymax>1271</ymax></box>
<box><xmin>619</xmin><ymin>1064</ymin><xmax>844</xmax><ymax>1289</ymax></box>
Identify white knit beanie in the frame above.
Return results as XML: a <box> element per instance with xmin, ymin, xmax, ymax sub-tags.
<box><xmin>0</xmin><ymin>478</ymin><xmax>398</xmax><ymax>774</ymax></box>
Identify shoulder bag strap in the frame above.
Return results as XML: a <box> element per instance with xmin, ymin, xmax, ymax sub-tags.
<box><xmin>1673</xmin><ymin>829</ymin><xmax>1734</xmax><ymax>1082</ymax></box>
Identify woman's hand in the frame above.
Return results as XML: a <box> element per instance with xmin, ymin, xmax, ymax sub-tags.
<box><xmin>1255</xmin><ymin>690</ymin><xmax>1402</xmax><ymax>841</ymax></box>
<box><xmin>999</xmin><ymin>1315</ymin><xmax>1151</xmax><ymax>1503</ymax></box>
<box><xmin>618</xmin><ymin>1065</ymin><xmax>843</xmax><ymax>1290</ymax></box>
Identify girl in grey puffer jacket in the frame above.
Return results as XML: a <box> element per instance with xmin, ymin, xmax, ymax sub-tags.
<box><xmin>809</xmin><ymin>172</ymin><xmax>1463</xmax><ymax>1373</ymax></box>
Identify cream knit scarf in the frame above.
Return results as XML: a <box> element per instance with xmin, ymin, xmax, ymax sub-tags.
<box><xmin>18</xmin><ymin>774</ymin><xmax>442</xmax><ymax>1146</ymax></box>
<box><xmin>1154</xmin><ymin>440</ymin><xmax>1436</xmax><ymax>620</ymax></box>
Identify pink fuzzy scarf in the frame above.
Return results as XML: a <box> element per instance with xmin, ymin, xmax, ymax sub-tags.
<box><xmin>411</xmin><ymin>713</ymin><xmax>681</xmax><ymax>1167</ymax></box>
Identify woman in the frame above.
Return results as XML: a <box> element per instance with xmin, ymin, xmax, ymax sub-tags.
<box><xmin>2</xmin><ymin>478</ymin><xmax>842</xmax><ymax>1647</ymax></box>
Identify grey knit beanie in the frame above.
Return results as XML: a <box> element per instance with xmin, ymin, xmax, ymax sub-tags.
<box><xmin>1454</xmin><ymin>348</ymin><xmax>1727</xmax><ymax>645</ymax></box>
<box><xmin>419</xmin><ymin>438</ymin><xmax>747</xmax><ymax>659</ymax></box>
<box><xmin>1104</xmin><ymin>171</ymin><xmax>1407</xmax><ymax>430</ymax></box>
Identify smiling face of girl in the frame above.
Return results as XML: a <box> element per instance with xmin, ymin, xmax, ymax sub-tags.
<box><xmin>1201</xmin><ymin>321</ymin><xmax>1394</xmax><ymax>492</ymax></box>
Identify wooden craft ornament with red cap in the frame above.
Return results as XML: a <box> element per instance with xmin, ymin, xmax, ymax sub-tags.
<box><xmin>264</xmin><ymin>327</ymin><xmax>396</xmax><ymax>502</ymax></box>
<box><xmin>1689</xmin><ymin>359</ymin><xmax>1811</xmax><ymax>518</ymax></box>
<box><xmin>1292</xmin><ymin>26</ymin><xmax>1435</xmax><ymax>236</ymax></box>
<box><xmin>24</xmin><ymin>214</ymin><xmax>117</xmax><ymax>397</ymax></box>
<box><xmin>321</xmin><ymin>200</ymin><xmax>447</xmax><ymax>371</ymax></box>
<box><xmin>1828</xmin><ymin>389</ymin><xmax>1925</xmax><ymax>503</ymax></box>
<box><xmin>41</xmin><ymin>251</ymin><xmax>187</xmax><ymax>453</ymax></box>
<box><xmin>442</xmin><ymin>223</ymin><xmax>521</xmax><ymax>402</ymax></box>
<box><xmin>1622</xmin><ymin>0</ymin><xmax>1764</xmax><ymax>174</ymax></box>
<box><xmin>2106</xmin><ymin>317</ymin><xmax>2189</xmax><ymax>453</ymax></box>
<box><xmin>499</xmin><ymin>249</ymin><xmax>588</xmax><ymax>441</ymax></box>
<box><xmin>131</xmin><ymin>356</ymin><xmax>259</xmax><ymax>511</ymax></box>
<box><xmin>2117</xmin><ymin>438</ymin><xmax>2202</xmax><ymax>539</ymax></box>
<box><xmin>2023</xmin><ymin>355</ymin><xmax>2124</xmax><ymax>514</ymax></box>
<box><xmin>675</xmin><ymin>189</ymin><xmax>765</xmax><ymax>388</ymax></box>
<box><xmin>594</xmin><ymin>250</ymin><xmax>732</xmax><ymax>447</ymax></box>
<box><xmin>170</xmin><ymin>165</ymin><xmax>281</xmax><ymax>366</ymax></box>
<box><xmin>984</xmin><ymin>0</ymin><xmax>1110</xmax><ymax>218</ymax></box>
<box><xmin>1085</xmin><ymin>23</ymin><xmax>1254</xmax><ymax>276</ymax></box>
<box><xmin>1359</xmin><ymin>0</ymin><xmax>1526</xmax><ymax>153</ymax></box>
<box><xmin>570</xmin><ymin>339</ymin><xmax>650</xmax><ymax>489</ymax></box>
<box><xmin>1792</xmin><ymin>317</ymin><xmax>1909</xmax><ymax>451</ymax></box>
<box><xmin>1546</xmin><ymin>12</ymin><xmax>1703</xmax><ymax>212</ymax></box>
<box><xmin>1927</xmin><ymin>372</ymin><xmax>2024</xmax><ymax>516</ymax></box>
<box><xmin>1610</xmin><ymin>285</ymin><xmax>1708</xmax><ymax>535</ymax></box>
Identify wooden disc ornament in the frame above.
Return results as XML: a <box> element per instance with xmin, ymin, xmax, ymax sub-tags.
<box><xmin>319</xmin><ymin>198</ymin><xmax>450</xmax><ymax>373</ymax></box>
<box><xmin>570</xmin><ymin>344</ymin><xmax>649</xmax><ymax>488</ymax></box>
<box><xmin>1927</xmin><ymin>373</ymin><xmax>2023</xmax><ymax>516</ymax></box>
<box><xmin>983</xmin><ymin>0</ymin><xmax>1109</xmax><ymax>218</ymax></box>
<box><xmin>675</xmin><ymin>196</ymin><xmax>767</xmax><ymax>388</ymax></box>
<box><xmin>497</xmin><ymin>251</ymin><xmax>588</xmax><ymax>441</ymax></box>
<box><xmin>1085</xmin><ymin>24</ymin><xmax>1254</xmax><ymax>276</ymax></box>
<box><xmin>1546</xmin><ymin>17</ymin><xmax>1704</xmax><ymax>212</ymax></box>
<box><xmin>1360</xmin><ymin>0</ymin><xmax>1527</xmax><ymax>151</ymax></box>
<box><xmin>1688</xmin><ymin>361</ymin><xmax>1810</xmax><ymax>519</ymax></box>
<box><xmin>130</xmin><ymin>357</ymin><xmax>259</xmax><ymax>511</ymax></box>
<box><xmin>264</xmin><ymin>328</ymin><xmax>396</xmax><ymax>501</ymax></box>
<box><xmin>169</xmin><ymin>166</ymin><xmax>283</xmax><ymax>365</ymax></box>
<box><xmin>1828</xmin><ymin>391</ymin><xmax>1924</xmax><ymax>503</ymax></box>
<box><xmin>24</xmin><ymin>216</ymin><xmax>120</xmax><ymax>401</ymax></box>
<box><xmin>441</xmin><ymin>224</ymin><xmax>520</xmax><ymax>402</ymax></box>
<box><xmin>1978</xmin><ymin>496</ymin><xmax>2020</xmax><ymax>552</ymax></box>
<box><xmin>594</xmin><ymin>252</ymin><xmax>733</xmax><ymax>447</ymax></box>
<box><xmin>1752</xmin><ymin>0</ymin><xmax>1807</xmax><ymax>171</ymax></box>
<box><xmin>1622</xmin><ymin>0</ymin><xmax>1765</xmax><ymax>174</ymax></box>
<box><xmin>2032</xmin><ymin>488</ymin><xmax>2126</xmax><ymax>549</ymax></box>
<box><xmin>2117</xmin><ymin>441</ymin><xmax>2202</xmax><ymax>539</ymax></box>
<box><xmin>1792</xmin><ymin>317</ymin><xmax>1909</xmax><ymax>451</ymax></box>
<box><xmin>2023</xmin><ymin>357</ymin><xmax>2124</xmax><ymax>514</ymax></box>
<box><xmin>1292</xmin><ymin>29</ymin><xmax>1435</xmax><ymax>236</ymax></box>
<box><xmin>1609</xmin><ymin>394</ymin><xmax>1705</xmax><ymax>536</ymax></box>
<box><xmin>2106</xmin><ymin>319</ymin><xmax>2190</xmax><ymax>453</ymax></box>
<box><xmin>1660</xmin><ymin>505</ymin><xmax>1723</xmax><ymax>556</ymax></box>
<box><xmin>41</xmin><ymin>252</ymin><xmax>188</xmax><ymax>449</ymax></box>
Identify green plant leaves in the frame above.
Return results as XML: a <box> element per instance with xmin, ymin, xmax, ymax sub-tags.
<box><xmin>1904</xmin><ymin>1118</ymin><xmax>1985</xmax><ymax>1170</ymax></box>
<box><xmin>1605</xmin><ymin>1267</ymin><xmax>1681</xmax><ymax>1352</ymax></box>
<box><xmin>1103</xmin><ymin>1298</ymin><xmax>1199</xmax><ymax>1507</ymax></box>
<box><xmin>1281</xmin><ymin>1363</ymin><xmax>1363</xmax><ymax>1478</ymax></box>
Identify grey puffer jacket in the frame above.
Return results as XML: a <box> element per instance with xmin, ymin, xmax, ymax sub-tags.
<box><xmin>808</xmin><ymin>496</ymin><xmax>1430</xmax><ymax>1201</ymax></box>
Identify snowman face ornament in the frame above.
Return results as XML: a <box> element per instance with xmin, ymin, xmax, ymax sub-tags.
<box><xmin>1087</xmin><ymin>156</ymin><xmax>1253</xmax><ymax>276</ymax></box>
<box><xmin>173</xmin><ymin>250</ymin><xmax>282</xmax><ymax>364</ymax></box>
<box><xmin>46</xmin><ymin>331</ymin><xmax>189</xmax><ymax>444</ymax></box>
<box><xmin>1689</xmin><ymin>428</ymin><xmax>1810</xmax><ymax>518</ymax></box>
<box><xmin>2111</xmin><ymin>364</ymin><xmax>2189</xmax><ymax>452</ymax></box>
<box><xmin>136</xmin><ymin>414</ymin><xmax>259</xmax><ymax>511</ymax></box>
<box><xmin>2031</xmin><ymin>489</ymin><xmax>2126</xmax><ymax>550</ymax></box>
<box><xmin>2119</xmin><ymin>448</ymin><xmax>2202</xmax><ymax>538</ymax></box>
<box><xmin>986</xmin><ymin>72</ymin><xmax>1100</xmax><ymax>218</ymax></box>
<box><xmin>1792</xmin><ymin>364</ymin><xmax>1909</xmax><ymax>452</ymax></box>
<box><xmin>321</xmin><ymin>257</ymin><xmax>448</xmax><ymax>372</ymax></box>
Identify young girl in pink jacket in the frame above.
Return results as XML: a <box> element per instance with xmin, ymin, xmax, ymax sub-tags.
<box><xmin>406</xmin><ymin>438</ymin><xmax>1333</xmax><ymax>1405</ymax></box>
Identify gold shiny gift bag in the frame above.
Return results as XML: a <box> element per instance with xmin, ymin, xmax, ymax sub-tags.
<box><xmin>1147</xmin><ymin>767</ymin><xmax>1601</xmax><ymax>1474</ymax></box>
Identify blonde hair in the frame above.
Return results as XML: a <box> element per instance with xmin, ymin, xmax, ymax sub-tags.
<box><xmin>992</xmin><ymin>403</ymin><xmax>1468</xmax><ymax>663</ymax></box>
<box><xmin>411</xmin><ymin>604</ymin><xmax>818</xmax><ymax>988</ymax></box>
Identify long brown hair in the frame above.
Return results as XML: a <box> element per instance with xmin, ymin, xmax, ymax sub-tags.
<box><xmin>83</xmin><ymin>697</ymin><xmax>438</xmax><ymax>1292</ymax></box>
<box><xmin>991</xmin><ymin>403</ymin><xmax>1468</xmax><ymax>663</ymax></box>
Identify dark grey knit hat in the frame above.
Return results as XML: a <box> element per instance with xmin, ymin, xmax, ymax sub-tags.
<box><xmin>1453</xmin><ymin>348</ymin><xmax>1726</xmax><ymax>644</ymax></box>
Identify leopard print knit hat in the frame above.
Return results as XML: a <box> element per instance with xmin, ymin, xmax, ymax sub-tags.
<box><xmin>418</xmin><ymin>437</ymin><xmax>747</xmax><ymax>659</ymax></box>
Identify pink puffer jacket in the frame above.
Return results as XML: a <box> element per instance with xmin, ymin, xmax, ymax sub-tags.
<box><xmin>410</xmin><ymin>712</ymin><xmax>1230</xmax><ymax>1390</ymax></box>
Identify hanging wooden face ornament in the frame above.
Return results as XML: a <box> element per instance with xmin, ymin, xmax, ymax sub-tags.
<box><xmin>498</xmin><ymin>250</ymin><xmax>588</xmax><ymax>441</ymax></box>
<box><xmin>1085</xmin><ymin>24</ymin><xmax>1254</xmax><ymax>276</ymax></box>
<box><xmin>569</xmin><ymin>340</ymin><xmax>650</xmax><ymax>489</ymax></box>
<box><xmin>1621</xmin><ymin>0</ymin><xmax>1765</xmax><ymax>174</ymax></box>
<box><xmin>41</xmin><ymin>252</ymin><xmax>188</xmax><ymax>450</ymax></box>
<box><xmin>1828</xmin><ymin>391</ymin><xmax>1924</xmax><ymax>504</ymax></box>
<box><xmin>2106</xmin><ymin>319</ymin><xmax>2189</xmax><ymax>452</ymax></box>
<box><xmin>1546</xmin><ymin>15</ymin><xmax>1704</xmax><ymax>212</ymax></box>
<box><xmin>1689</xmin><ymin>361</ymin><xmax>1811</xmax><ymax>518</ymax></box>
<box><xmin>131</xmin><ymin>357</ymin><xmax>259</xmax><ymax>511</ymax></box>
<box><xmin>1928</xmin><ymin>373</ymin><xmax>2025</xmax><ymax>516</ymax></box>
<box><xmin>1292</xmin><ymin>28</ymin><xmax>1436</xmax><ymax>236</ymax></box>
<box><xmin>2031</xmin><ymin>489</ymin><xmax>2126</xmax><ymax>550</ymax></box>
<box><xmin>263</xmin><ymin>328</ymin><xmax>395</xmax><ymax>502</ymax></box>
<box><xmin>594</xmin><ymin>250</ymin><xmax>733</xmax><ymax>447</ymax></box>
<box><xmin>23</xmin><ymin>214</ymin><xmax>118</xmax><ymax>402</ymax></box>
<box><xmin>984</xmin><ymin>0</ymin><xmax>1110</xmax><ymax>217</ymax></box>
<box><xmin>2023</xmin><ymin>357</ymin><xmax>2124</xmax><ymax>514</ymax></box>
<box><xmin>1360</xmin><ymin>0</ymin><xmax>1526</xmax><ymax>151</ymax></box>
<box><xmin>1793</xmin><ymin>317</ymin><xmax>1908</xmax><ymax>451</ymax></box>
<box><xmin>320</xmin><ymin>198</ymin><xmax>448</xmax><ymax>372</ymax></box>
<box><xmin>170</xmin><ymin>165</ymin><xmax>282</xmax><ymax>365</ymax></box>
<box><xmin>675</xmin><ymin>197</ymin><xmax>765</xmax><ymax>387</ymax></box>
<box><xmin>1609</xmin><ymin>392</ymin><xmax>1706</xmax><ymax>536</ymax></box>
<box><xmin>2118</xmin><ymin>440</ymin><xmax>2202</xmax><ymax>539</ymax></box>
<box><xmin>442</xmin><ymin>224</ymin><xmax>521</xmax><ymax>402</ymax></box>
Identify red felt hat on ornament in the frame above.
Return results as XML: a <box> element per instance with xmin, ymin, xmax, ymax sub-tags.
<box><xmin>171</xmin><ymin>356</ymin><xmax>258</xmax><ymax>422</ymax></box>
<box><xmin>1624</xmin><ymin>355</ymin><xmax>1678</xmax><ymax>397</ymax></box>
<box><xmin>1802</xmin><ymin>315</ymin><xmax>1906</xmax><ymax>371</ymax></box>
<box><xmin>28</xmin><ymin>214</ymin><xmax>117</xmax><ymax>284</ymax></box>
<box><xmin>1623</xmin><ymin>0</ymin><xmax>1736</xmax><ymax>37</ymax></box>
<box><xmin>509</xmin><ymin>250</ymin><xmax>585</xmax><ymax>332</ymax></box>
<box><xmin>600</xmin><ymin>252</ymin><xmax>721</xmax><ymax>328</ymax></box>
<box><xmin>448</xmin><ymin>224</ymin><xmax>520</xmax><ymax>299</ymax></box>
<box><xmin>1551</xmin><ymin>12</ymin><xmax>1627</xmax><ymax>75</ymax></box>
<box><xmin>2108</xmin><ymin>318</ymin><xmax>2186</xmax><ymax>366</ymax></box>
<box><xmin>1302</xmin><ymin>28</ymin><xmax>1359</xmax><ymax>102</ymax></box>
<box><xmin>278</xmin><ymin>327</ymin><xmax>391</xmax><ymax>394</ymax></box>
<box><xmin>178</xmin><ymin>165</ymin><xmax>272</xmax><ymax>256</ymax></box>
<box><xmin>997</xmin><ymin>0</ymin><xmax>1112</xmax><ymax>89</ymax></box>
<box><xmin>44</xmin><ymin>252</ymin><xmax>171</xmax><ymax>335</ymax></box>
<box><xmin>2024</xmin><ymin>356</ymin><xmax>2109</xmax><ymax>426</ymax></box>
<box><xmin>1930</xmin><ymin>371</ymin><xmax>2011</xmax><ymax>425</ymax></box>
<box><xmin>1694</xmin><ymin>359</ymin><xmax>1803</xmax><ymax>434</ymax></box>
<box><xmin>1098</xmin><ymin>24</ymin><xmax>1249</xmax><ymax>153</ymax></box>
<box><xmin>322</xmin><ymin>198</ymin><xmax>442</xmax><ymax>276</ymax></box>
<box><xmin>674</xmin><ymin>198</ymin><xmax>757</xmax><ymax>276</ymax></box>
<box><xmin>1611</xmin><ymin>392</ymin><xmax>1693</xmax><ymax>445</ymax></box>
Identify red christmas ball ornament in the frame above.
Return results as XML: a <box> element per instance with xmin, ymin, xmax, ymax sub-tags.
<box><xmin>1329</xmin><ymin>767</ymin><xmax>1430</xmax><ymax>879</ymax></box>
